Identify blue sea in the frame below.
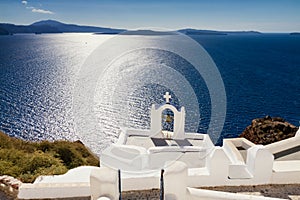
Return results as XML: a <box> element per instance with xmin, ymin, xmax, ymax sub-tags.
<box><xmin>0</xmin><ymin>33</ymin><xmax>299</xmax><ymax>154</ymax></box>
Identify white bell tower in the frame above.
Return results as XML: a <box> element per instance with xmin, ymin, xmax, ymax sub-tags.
<box><xmin>150</xmin><ymin>92</ymin><xmax>186</xmax><ymax>139</ymax></box>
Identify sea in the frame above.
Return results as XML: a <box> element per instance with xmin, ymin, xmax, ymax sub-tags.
<box><xmin>0</xmin><ymin>33</ymin><xmax>299</xmax><ymax>155</ymax></box>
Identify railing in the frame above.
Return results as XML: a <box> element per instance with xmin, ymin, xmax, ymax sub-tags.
<box><xmin>118</xmin><ymin>169</ymin><xmax>122</xmax><ymax>200</ymax></box>
<box><xmin>160</xmin><ymin>169</ymin><xmax>165</xmax><ymax>200</ymax></box>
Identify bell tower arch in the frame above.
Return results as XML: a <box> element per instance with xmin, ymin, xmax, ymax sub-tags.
<box><xmin>150</xmin><ymin>92</ymin><xmax>186</xmax><ymax>139</ymax></box>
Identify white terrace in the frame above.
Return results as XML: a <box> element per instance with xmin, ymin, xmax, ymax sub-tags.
<box><xmin>18</xmin><ymin>92</ymin><xmax>300</xmax><ymax>200</ymax></box>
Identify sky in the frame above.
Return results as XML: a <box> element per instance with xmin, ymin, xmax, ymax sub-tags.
<box><xmin>0</xmin><ymin>0</ymin><xmax>300</xmax><ymax>32</ymax></box>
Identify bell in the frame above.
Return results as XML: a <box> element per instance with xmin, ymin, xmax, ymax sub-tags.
<box><xmin>165</xmin><ymin>114</ymin><xmax>173</xmax><ymax>123</ymax></box>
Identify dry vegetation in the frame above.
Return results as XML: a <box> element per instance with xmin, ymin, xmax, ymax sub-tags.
<box><xmin>0</xmin><ymin>131</ymin><xmax>99</xmax><ymax>183</ymax></box>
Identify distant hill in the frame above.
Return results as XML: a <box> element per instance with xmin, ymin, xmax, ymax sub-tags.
<box><xmin>290</xmin><ymin>32</ymin><xmax>300</xmax><ymax>36</ymax></box>
<box><xmin>119</xmin><ymin>29</ymin><xmax>178</xmax><ymax>36</ymax></box>
<box><xmin>178</xmin><ymin>28</ymin><xmax>262</xmax><ymax>35</ymax></box>
<box><xmin>0</xmin><ymin>27</ymin><xmax>10</xmax><ymax>35</ymax></box>
<box><xmin>0</xmin><ymin>20</ymin><xmax>125</xmax><ymax>34</ymax></box>
<box><xmin>0</xmin><ymin>20</ymin><xmax>291</xmax><ymax>35</ymax></box>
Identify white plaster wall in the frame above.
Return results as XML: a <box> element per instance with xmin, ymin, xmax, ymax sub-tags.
<box><xmin>271</xmin><ymin>160</ymin><xmax>300</xmax><ymax>184</ymax></box>
<box><xmin>164</xmin><ymin>161</ymin><xmax>188</xmax><ymax>200</ymax></box>
<box><xmin>101</xmin><ymin>144</ymin><xmax>148</xmax><ymax>171</ymax></box>
<box><xmin>246</xmin><ymin>146</ymin><xmax>273</xmax><ymax>184</ymax></box>
<box><xmin>188</xmin><ymin>147</ymin><xmax>231</xmax><ymax>187</ymax></box>
<box><xmin>18</xmin><ymin>166</ymin><xmax>99</xmax><ymax>199</ymax></box>
<box><xmin>18</xmin><ymin>132</ymin><xmax>300</xmax><ymax>200</ymax></box>
<box><xmin>90</xmin><ymin>167</ymin><xmax>119</xmax><ymax>200</ymax></box>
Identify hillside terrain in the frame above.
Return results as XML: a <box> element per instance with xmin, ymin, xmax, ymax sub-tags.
<box><xmin>0</xmin><ymin>131</ymin><xmax>99</xmax><ymax>183</ymax></box>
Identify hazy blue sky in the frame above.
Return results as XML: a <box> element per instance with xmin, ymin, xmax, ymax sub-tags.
<box><xmin>1</xmin><ymin>0</ymin><xmax>300</xmax><ymax>32</ymax></box>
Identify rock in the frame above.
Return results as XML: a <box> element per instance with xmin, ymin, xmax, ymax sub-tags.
<box><xmin>0</xmin><ymin>175</ymin><xmax>21</xmax><ymax>199</ymax></box>
<box><xmin>240</xmin><ymin>116</ymin><xmax>298</xmax><ymax>145</ymax></box>
<box><xmin>0</xmin><ymin>175</ymin><xmax>22</xmax><ymax>190</ymax></box>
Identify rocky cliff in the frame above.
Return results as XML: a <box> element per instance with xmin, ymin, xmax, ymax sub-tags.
<box><xmin>240</xmin><ymin>116</ymin><xmax>298</xmax><ymax>145</ymax></box>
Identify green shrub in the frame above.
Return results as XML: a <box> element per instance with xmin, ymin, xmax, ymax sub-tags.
<box><xmin>24</xmin><ymin>151</ymin><xmax>62</xmax><ymax>173</ymax></box>
<box><xmin>37</xmin><ymin>141</ymin><xmax>52</xmax><ymax>152</ymax></box>
<box><xmin>0</xmin><ymin>131</ymin><xmax>99</xmax><ymax>183</ymax></box>
<box><xmin>56</xmin><ymin>146</ymin><xmax>76</xmax><ymax>167</ymax></box>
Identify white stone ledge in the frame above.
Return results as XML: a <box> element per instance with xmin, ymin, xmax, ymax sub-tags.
<box><xmin>273</xmin><ymin>160</ymin><xmax>300</xmax><ymax>172</ymax></box>
<box><xmin>18</xmin><ymin>183</ymin><xmax>90</xmax><ymax>199</ymax></box>
<box><xmin>187</xmin><ymin>187</ymin><xmax>285</xmax><ymax>200</ymax></box>
<box><xmin>148</xmin><ymin>146</ymin><xmax>206</xmax><ymax>153</ymax></box>
<box><xmin>265</xmin><ymin>136</ymin><xmax>300</xmax><ymax>155</ymax></box>
<box><xmin>223</xmin><ymin>139</ymin><xmax>245</xmax><ymax>164</ymax></box>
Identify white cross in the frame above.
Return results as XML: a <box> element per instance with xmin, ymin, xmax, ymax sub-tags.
<box><xmin>163</xmin><ymin>92</ymin><xmax>171</xmax><ymax>103</ymax></box>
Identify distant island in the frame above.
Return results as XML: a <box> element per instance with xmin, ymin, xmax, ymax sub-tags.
<box><xmin>0</xmin><ymin>20</ymin><xmax>125</xmax><ymax>35</ymax></box>
<box><xmin>178</xmin><ymin>28</ymin><xmax>262</xmax><ymax>35</ymax></box>
<box><xmin>290</xmin><ymin>32</ymin><xmax>300</xmax><ymax>35</ymax></box>
<box><xmin>118</xmin><ymin>29</ymin><xmax>178</xmax><ymax>36</ymax></box>
<box><xmin>0</xmin><ymin>19</ymin><xmax>297</xmax><ymax>35</ymax></box>
<box><xmin>0</xmin><ymin>27</ymin><xmax>10</xmax><ymax>35</ymax></box>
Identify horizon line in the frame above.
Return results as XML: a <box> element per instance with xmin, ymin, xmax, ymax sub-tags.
<box><xmin>1</xmin><ymin>19</ymin><xmax>299</xmax><ymax>34</ymax></box>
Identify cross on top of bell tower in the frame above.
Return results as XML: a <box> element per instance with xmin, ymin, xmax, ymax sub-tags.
<box><xmin>163</xmin><ymin>92</ymin><xmax>171</xmax><ymax>104</ymax></box>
